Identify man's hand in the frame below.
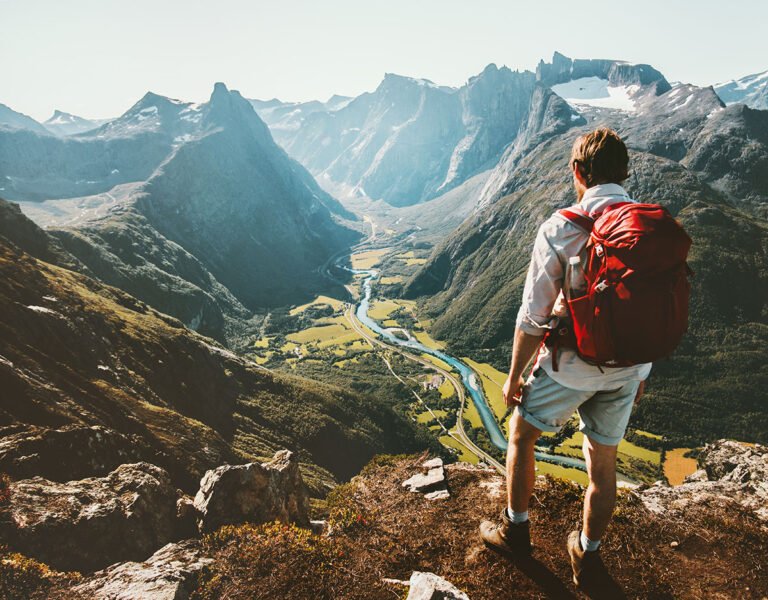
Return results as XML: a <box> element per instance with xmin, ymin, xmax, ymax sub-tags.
<box><xmin>634</xmin><ymin>380</ymin><xmax>646</xmax><ymax>405</ymax></box>
<box><xmin>503</xmin><ymin>374</ymin><xmax>526</xmax><ymax>407</ymax></box>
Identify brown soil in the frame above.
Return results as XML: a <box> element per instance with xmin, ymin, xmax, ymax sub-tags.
<box><xmin>194</xmin><ymin>455</ymin><xmax>768</xmax><ymax>599</ymax></box>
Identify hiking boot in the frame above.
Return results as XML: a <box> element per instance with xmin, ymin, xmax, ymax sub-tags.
<box><xmin>567</xmin><ymin>530</ymin><xmax>606</xmax><ymax>589</ymax></box>
<box><xmin>479</xmin><ymin>509</ymin><xmax>532</xmax><ymax>558</ymax></box>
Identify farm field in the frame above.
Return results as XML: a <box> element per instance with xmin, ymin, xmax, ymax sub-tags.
<box><xmin>413</xmin><ymin>329</ymin><xmax>445</xmax><ymax>350</ymax></box>
<box><xmin>664</xmin><ymin>448</ymin><xmax>698</xmax><ymax>485</ymax></box>
<box><xmin>289</xmin><ymin>294</ymin><xmax>345</xmax><ymax>316</ymax></box>
<box><xmin>351</xmin><ymin>248</ymin><xmax>391</xmax><ymax>269</ymax></box>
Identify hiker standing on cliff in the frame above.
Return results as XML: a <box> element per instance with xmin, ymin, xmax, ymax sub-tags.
<box><xmin>479</xmin><ymin>128</ymin><xmax>690</xmax><ymax>591</ymax></box>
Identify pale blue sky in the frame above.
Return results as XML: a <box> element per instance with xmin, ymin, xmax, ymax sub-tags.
<box><xmin>2</xmin><ymin>0</ymin><xmax>767</xmax><ymax>121</ymax></box>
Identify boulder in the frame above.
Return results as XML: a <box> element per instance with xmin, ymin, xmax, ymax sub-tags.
<box><xmin>641</xmin><ymin>441</ymin><xmax>768</xmax><ymax>521</ymax></box>
<box><xmin>1</xmin><ymin>462</ymin><xmax>180</xmax><ymax>571</ymax></box>
<box><xmin>406</xmin><ymin>571</ymin><xmax>470</xmax><ymax>600</ymax></box>
<box><xmin>402</xmin><ymin>457</ymin><xmax>449</xmax><ymax>498</ymax></box>
<box><xmin>0</xmin><ymin>424</ymin><xmax>150</xmax><ymax>482</ymax></box>
<box><xmin>72</xmin><ymin>539</ymin><xmax>212</xmax><ymax>600</ymax></box>
<box><xmin>193</xmin><ymin>449</ymin><xmax>309</xmax><ymax>532</ymax></box>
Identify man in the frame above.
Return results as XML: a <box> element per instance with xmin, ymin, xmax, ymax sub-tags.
<box><xmin>479</xmin><ymin>128</ymin><xmax>650</xmax><ymax>589</ymax></box>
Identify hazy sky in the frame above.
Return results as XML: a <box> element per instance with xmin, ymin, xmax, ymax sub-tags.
<box><xmin>2</xmin><ymin>0</ymin><xmax>767</xmax><ymax>121</ymax></box>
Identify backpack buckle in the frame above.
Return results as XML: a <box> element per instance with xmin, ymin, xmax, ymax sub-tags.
<box><xmin>595</xmin><ymin>280</ymin><xmax>610</xmax><ymax>293</ymax></box>
<box><xmin>595</xmin><ymin>244</ymin><xmax>604</xmax><ymax>257</ymax></box>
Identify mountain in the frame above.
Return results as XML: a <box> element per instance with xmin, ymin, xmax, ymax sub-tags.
<box><xmin>0</xmin><ymin>197</ymin><xmax>430</xmax><ymax>496</ymax></box>
<box><xmin>43</xmin><ymin>110</ymin><xmax>110</xmax><ymax>136</ymax></box>
<box><xmin>261</xmin><ymin>65</ymin><xmax>537</xmax><ymax>207</ymax></box>
<box><xmin>0</xmin><ymin>103</ymin><xmax>49</xmax><ymax>135</ymax></box>
<box><xmin>404</xmin><ymin>54</ymin><xmax>768</xmax><ymax>446</ymax></box>
<box><xmin>0</xmin><ymin>93</ymin><xmax>190</xmax><ymax>201</ymax></box>
<box><xmin>715</xmin><ymin>70</ymin><xmax>768</xmax><ymax>110</ymax></box>
<box><xmin>261</xmin><ymin>55</ymin><xmax>679</xmax><ymax>209</ymax></box>
<box><xmin>249</xmin><ymin>94</ymin><xmax>352</xmax><ymax>134</ymax></box>
<box><xmin>1</xmin><ymin>84</ymin><xmax>360</xmax><ymax>344</ymax></box>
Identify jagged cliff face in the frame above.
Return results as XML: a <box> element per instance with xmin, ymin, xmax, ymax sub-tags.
<box><xmin>257</xmin><ymin>55</ymin><xmax>678</xmax><ymax>209</ymax></box>
<box><xmin>0</xmin><ymin>200</ymin><xmax>429</xmax><ymax>494</ymax></box>
<box><xmin>254</xmin><ymin>65</ymin><xmax>537</xmax><ymax>206</ymax></box>
<box><xmin>536</xmin><ymin>50</ymin><xmax>671</xmax><ymax>94</ymax></box>
<box><xmin>404</xmin><ymin>55</ymin><xmax>768</xmax><ymax>445</ymax></box>
<box><xmin>0</xmin><ymin>84</ymin><xmax>360</xmax><ymax>343</ymax></box>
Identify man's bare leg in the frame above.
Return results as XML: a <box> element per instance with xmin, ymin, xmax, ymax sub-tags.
<box><xmin>479</xmin><ymin>410</ymin><xmax>541</xmax><ymax>556</ymax></box>
<box><xmin>581</xmin><ymin>434</ymin><xmax>619</xmax><ymax>543</ymax></box>
<box><xmin>507</xmin><ymin>411</ymin><xmax>542</xmax><ymax>513</ymax></box>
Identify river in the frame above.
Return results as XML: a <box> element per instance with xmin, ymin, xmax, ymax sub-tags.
<box><xmin>350</xmin><ymin>266</ymin><xmax>592</xmax><ymax>474</ymax></box>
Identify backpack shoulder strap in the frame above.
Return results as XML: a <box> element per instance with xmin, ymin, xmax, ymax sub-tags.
<box><xmin>557</xmin><ymin>207</ymin><xmax>594</xmax><ymax>234</ymax></box>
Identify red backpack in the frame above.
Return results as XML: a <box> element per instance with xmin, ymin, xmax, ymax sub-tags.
<box><xmin>548</xmin><ymin>201</ymin><xmax>692</xmax><ymax>368</ymax></box>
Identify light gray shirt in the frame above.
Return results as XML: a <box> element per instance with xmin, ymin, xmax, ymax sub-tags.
<box><xmin>515</xmin><ymin>183</ymin><xmax>652</xmax><ymax>391</ymax></box>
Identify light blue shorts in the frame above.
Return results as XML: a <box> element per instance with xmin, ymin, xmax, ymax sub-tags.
<box><xmin>516</xmin><ymin>368</ymin><xmax>640</xmax><ymax>446</ymax></box>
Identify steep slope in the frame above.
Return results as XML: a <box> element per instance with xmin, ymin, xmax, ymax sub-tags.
<box><xmin>405</xmin><ymin>67</ymin><xmax>768</xmax><ymax>445</ymax></box>
<box><xmin>715</xmin><ymin>69</ymin><xmax>768</xmax><ymax>110</ymax></box>
<box><xmin>267</xmin><ymin>65</ymin><xmax>537</xmax><ymax>207</ymax></box>
<box><xmin>0</xmin><ymin>198</ymin><xmax>430</xmax><ymax>495</ymax></box>
<box><xmin>131</xmin><ymin>83</ymin><xmax>358</xmax><ymax>309</ymax></box>
<box><xmin>0</xmin><ymin>103</ymin><xmax>49</xmax><ymax>135</ymax></box>
<box><xmin>3</xmin><ymin>84</ymin><xmax>360</xmax><ymax>344</ymax></box>
<box><xmin>43</xmin><ymin>110</ymin><xmax>110</xmax><ymax>136</ymax></box>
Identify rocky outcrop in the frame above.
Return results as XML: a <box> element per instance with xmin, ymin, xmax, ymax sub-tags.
<box><xmin>536</xmin><ymin>51</ymin><xmax>671</xmax><ymax>94</ymax></box>
<box><xmin>72</xmin><ymin>540</ymin><xmax>212</xmax><ymax>600</ymax></box>
<box><xmin>402</xmin><ymin>457</ymin><xmax>450</xmax><ymax>499</ymax></box>
<box><xmin>1</xmin><ymin>463</ymin><xmax>181</xmax><ymax>571</ymax></box>
<box><xmin>194</xmin><ymin>450</ymin><xmax>310</xmax><ymax>532</ymax></box>
<box><xmin>406</xmin><ymin>572</ymin><xmax>470</xmax><ymax>600</ymax></box>
<box><xmin>641</xmin><ymin>441</ymin><xmax>768</xmax><ymax>522</ymax></box>
<box><xmin>0</xmin><ymin>424</ymin><xmax>149</xmax><ymax>482</ymax></box>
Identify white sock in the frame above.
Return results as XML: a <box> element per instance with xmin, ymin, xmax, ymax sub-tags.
<box><xmin>580</xmin><ymin>531</ymin><xmax>601</xmax><ymax>552</ymax></box>
<box><xmin>505</xmin><ymin>507</ymin><xmax>529</xmax><ymax>524</ymax></box>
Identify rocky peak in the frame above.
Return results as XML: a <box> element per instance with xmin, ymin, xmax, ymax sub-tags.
<box><xmin>378</xmin><ymin>72</ymin><xmax>448</xmax><ymax>94</ymax></box>
<box><xmin>607</xmin><ymin>62</ymin><xmax>671</xmax><ymax>94</ymax></box>
<box><xmin>47</xmin><ymin>109</ymin><xmax>75</xmax><ymax>122</ymax></box>
<box><xmin>537</xmin><ymin>51</ymin><xmax>670</xmax><ymax>95</ymax></box>
<box><xmin>0</xmin><ymin>102</ymin><xmax>50</xmax><ymax>135</ymax></box>
<box><xmin>203</xmin><ymin>81</ymin><xmax>272</xmax><ymax>140</ymax></box>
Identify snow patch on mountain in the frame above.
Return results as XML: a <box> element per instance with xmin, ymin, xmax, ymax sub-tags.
<box><xmin>551</xmin><ymin>76</ymin><xmax>639</xmax><ymax>112</ymax></box>
<box><xmin>714</xmin><ymin>69</ymin><xmax>768</xmax><ymax>109</ymax></box>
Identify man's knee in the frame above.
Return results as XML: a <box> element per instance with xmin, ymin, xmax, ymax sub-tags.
<box><xmin>583</xmin><ymin>435</ymin><xmax>618</xmax><ymax>485</ymax></box>
<box><xmin>509</xmin><ymin>412</ymin><xmax>541</xmax><ymax>446</ymax></box>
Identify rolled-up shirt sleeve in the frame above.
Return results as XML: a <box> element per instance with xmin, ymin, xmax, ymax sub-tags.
<box><xmin>515</xmin><ymin>223</ymin><xmax>564</xmax><ymax>336</ymax></box>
